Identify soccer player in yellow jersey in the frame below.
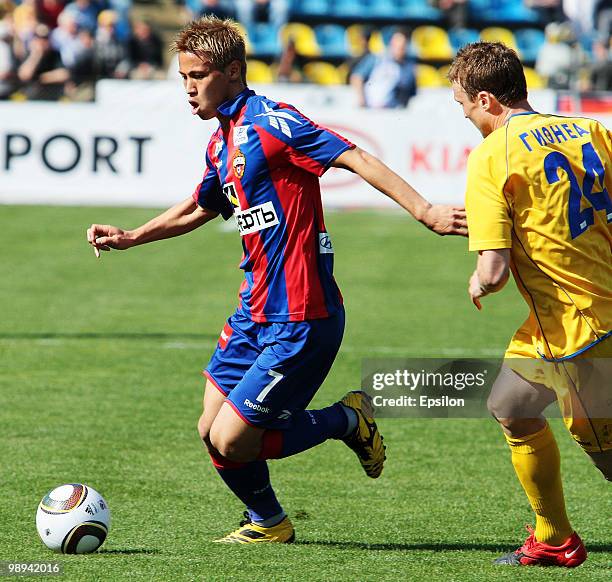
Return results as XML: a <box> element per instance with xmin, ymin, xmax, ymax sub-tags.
<box><xmin>449</xmin><ymin>42</ymin><xmax>611</xmax><ymax>568</ymax></box>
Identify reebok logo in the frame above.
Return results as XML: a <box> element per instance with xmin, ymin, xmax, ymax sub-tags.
<box><xmin>235</xmin><ymin>201</ymin><xmax>279</xmax><ymax>235</ymax></box>
<box><xmin>256</xmin><ymin>102</ymin><xmax>302</xmax><ymax>138</ymax></box>
<box><xmin>244</xmin><ymin>399</ymin><xmax>270</xmax><ymax>413</ymax></box>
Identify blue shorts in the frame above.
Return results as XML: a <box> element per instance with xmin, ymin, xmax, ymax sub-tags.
<box><xmin>204</xmin><ymin>309</ymin><xmax>345</xmax><ymax>429</ymax></box>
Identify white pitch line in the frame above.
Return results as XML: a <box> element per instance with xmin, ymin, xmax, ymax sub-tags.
<box><xmin>160</xmin><ymin>342</ymin><xmax>502</xmax><ymax>357</ymax></box>
<box><xmin>163</xmin><ymin>341</ymin><xmax>218</xmax><ymax>349</ymax></box>
<box><xmin>0</xmin><ymin>338</ymin><xmax>503</xmax><ymax>358</ymax></box>
<box><xmin>340</xmin><ymin>345</ymin><xmax>502</xmax><ymax>357</ymax></box>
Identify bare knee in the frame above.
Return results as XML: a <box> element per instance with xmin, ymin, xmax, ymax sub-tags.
<box><xmin>487</xmin><ymin>364</ymin><xmax>556</xmax><ymax>435</ymax></box>
<box><xmin>487</xmin><ymin>394</ymin><xmax>521</xmax><ymax>432</ymax></box>
<box><xmin>197</xmin><ymin>413</ymin><xmax>210</xmax><ymax>440</ymax></box>
<box><xmin>198</xmin><ymin>416</ymin><xmax>241</xmax><ymax>462</ymax></box>
<box><xmin>197</xmin><ymin>416</ymin><xmax>206</xmax><ymax>439</ymax></box>
<box><xmin>489</xmin><ymin>410</ymin><xmax>546</xmax><ymax>438</ymax></box>
<box><xmin>209</xmin><ymin>435</ymin><xmax>251</xmax><ymax>462</ymax></box>
<box><xmin>486</xmin><ymin>392</ymin><xmax>506</xmax><ymax>421</ymax></box>
<box><xmin>486</xmin><ymin>381</ymin><xmax>524</xmax><ymax>425</ymax></box>
<box><xmin>211</xmin><ymin>437</ymin><xmax>241</xmax><ymax>462</ymax></box>
<box><xmin>209</xmin><ymin>427</ymin><xmax>258</xmax><ymax>463</ymax></box>
<box><xmin>487</xmin><ymin>389</ymin><xmax>547</xmax><ymax>438</ymax></box>
<box><xmin>197</xmin><ymin>414</ymin><xmax>218</xmax><ymax>456</ymax></box>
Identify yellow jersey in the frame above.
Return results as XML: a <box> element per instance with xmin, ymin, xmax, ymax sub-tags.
<box><xmin>465</xmin><ymin>112</ymin><xmax>612</xmax><ymax>360</ymax></box>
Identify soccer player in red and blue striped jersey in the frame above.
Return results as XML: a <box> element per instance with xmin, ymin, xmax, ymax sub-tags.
<box><xmin>195</xmin><ymin>89</ymin><xmax>349</xmax><ymax>323</ymax></box>
<box><xmin>87</xmin><ymin>16</ymin><xmax>467</xmax><ymax>544</ymax></box>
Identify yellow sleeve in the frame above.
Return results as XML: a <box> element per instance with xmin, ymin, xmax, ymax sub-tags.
<box><xmin>465</xmin><ymin>142</ymin><xmax>512</xmax><ymax>251</ymax></box>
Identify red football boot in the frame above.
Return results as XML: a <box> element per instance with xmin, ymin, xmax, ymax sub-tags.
<box><xmin>494</xmin><ymin>526</ymin><xmax>587</xmax><ymax>567</ymax></box>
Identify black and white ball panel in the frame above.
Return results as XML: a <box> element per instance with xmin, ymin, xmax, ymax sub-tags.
<box><xmin>61</xmin><ymin>521</ymin><xmax>108</xmax><ymax>554</ymax></box>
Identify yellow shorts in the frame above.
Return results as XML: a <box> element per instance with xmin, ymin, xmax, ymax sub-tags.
<box><xmin>505</xmin><ymin>338</ymin><xmax>612</xmax><ymax>453</ymax></box>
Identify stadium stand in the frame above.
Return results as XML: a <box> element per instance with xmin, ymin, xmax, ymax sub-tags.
<box><xmin>437</xmin><ymin>63</ymin><xmax>452</xmax><ymax>85</ymax></box>
<box><xmin>0</xmin><ymin>0</ymin><xmax>608</xmax><ymax>100</ymax></box>
<box><xmin>367</xmin><ymin>0</ymin><xmax>399</xmax><ymax>20</ymax></box>
<box><xmin>479</xmin><ymin>26</ymin><xmax>519</xmax><ymax>52</ymax></box>
<box><xmin>366</xmin><ymin>29</ymin><xmax>387</xmax><ymax>53</ymax></box>
<box><xmin>515</xmin><ymin>27</ymin><xmax>545</xmax><ymax>62</ymax></box>
<box><xmin>292</xmin><ymin>0</ymin><xmax>330</xmax><ymax>19</ymax></box>
<box><xmin>448</xmin><ymin>27</ymin><xmax>480</xmax><ymax>53</ymax></box>
<box><xmin>303</xmin><ymin>60</ymin><xmax>344</xmax><ymax>84</ymax></box>
<box><xmin>346</xmin><ymin>23</ymin><xmax>370</xmax><ymax>55</ymax></box>
<box><xmin>415</xmin><ymin>62</ymin><xmax>444</xmax><ymax>87</ymax></box>
<box><xmin>401</xmin><ymin>0</ymin><xmax>442</xmax><ymax>21</ymax></box>
<box><xmin>246</xmin><ymin>58</ymin><xmax>275</xmax><ymax>82</ymax></box>
<box><xmin>248</xmin><ymin>22</ymin><xmax>282</xmax><ymax>57</ymax></box>
<box><xmin>411</xmin><ymin>25</ymin><xmax>453</xmax><ymax>60</ymax></box>
<box><xmin>523</xmin><ymin>64</ymin><xmax>546</xmax><ymax>89</ymax></box>
<box><xmin>332</xmin><ymin>0</ymin><xmax>365</xmax><ymax>20</ymax></box>
<box><xmin>280</xmin><ymin>22</ymin><xmax>321</xmax><ymax>56</ymax></box>
<box><xmin>469</xmin><ymin>0</ymin><xmax>539</xmax><ymax>24</ymax></box>
<box><xmin>314</xmin><ymin>24</ymin><xmax>348</xmax><ymax>58</ymax></box>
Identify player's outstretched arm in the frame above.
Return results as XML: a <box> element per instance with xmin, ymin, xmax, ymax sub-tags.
<box><xmin>86</xmin><ymin>196</ymin><xmax>219</xmax><ymax>257</ymax></box>
<box><xmin>332</xmin><ymin>147</ymin><xmax>467</xmax><ymax>236</ymax></box>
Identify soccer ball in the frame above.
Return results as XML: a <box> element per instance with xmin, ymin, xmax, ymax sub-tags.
<box><xmin>36</xmin><ymin>484</ymin><xmax>110</xmax><ymax>554</ymax></box>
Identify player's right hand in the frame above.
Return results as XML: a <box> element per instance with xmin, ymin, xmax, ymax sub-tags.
<box><xmin>422</xmin><ymin>204</ymin><xmax>468</xmax><ymax>236</ymax></box>
<box><xmin>86</xmin><ymin>224</ymin><xmax>133</xmax><ymax>258</ymax></box>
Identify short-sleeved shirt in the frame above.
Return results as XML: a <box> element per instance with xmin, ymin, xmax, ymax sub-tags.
<box><xmin>193</xmin><ymin>88</ymin><xmax>354</xmax><ymax>323</ymax></box>
<box><xmin>465</xmin><ymin>112</ymin><xmax>612</xmax><ymax>360</ymax></box>
<box><xmin>353</xmin><ymin>53</ymin><xmax>416</xmax><ymax>109</ymax></box>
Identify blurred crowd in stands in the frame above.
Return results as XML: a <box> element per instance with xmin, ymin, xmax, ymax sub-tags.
<box><xmin>0</xmin><ymin>0</ymin><xmax>165</xmax><ymax>100</ymax></box>
<box><xmin>0</xmin><ymin>0</ymin><xmax>611</xmax><ymax>104</ymax></box>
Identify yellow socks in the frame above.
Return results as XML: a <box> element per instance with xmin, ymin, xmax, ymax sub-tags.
<box><xmin>505</xmin><ymin>423</ymin><xmax>573</xmax><ymax>546</ymax></box>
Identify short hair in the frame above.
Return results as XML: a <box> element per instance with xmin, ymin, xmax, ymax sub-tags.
<box><xmin>447</xmin><ymin>41</ymin><xmax>527</xmax><ymax>106</ymax></box>
<box><xmin>172</xmin><ymin>16</ymin><xmax>247</xmax><ymax>83</ymax></box>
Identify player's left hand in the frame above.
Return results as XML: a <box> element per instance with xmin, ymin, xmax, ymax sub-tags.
<box><xmin>468</xmin><ymin>269</ymin><xmax>483</xmax><ymax>310</ymax></box>
<box><xmin>422</xmin><ymin>205</ymin><xmax>468</xmax><ymax>236</ymax></box>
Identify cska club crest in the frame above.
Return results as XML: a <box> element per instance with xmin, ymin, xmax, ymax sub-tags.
<box><xmin>233</xmin><ymin>149</ymin><xmax>246</xmax><ymax>179</ymax></box>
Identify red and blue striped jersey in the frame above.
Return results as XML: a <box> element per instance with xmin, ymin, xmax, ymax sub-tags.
<box><xmin>192</xmin><ymin>88</ymin><xmax>354</xmax><ymax>322</ymax></box>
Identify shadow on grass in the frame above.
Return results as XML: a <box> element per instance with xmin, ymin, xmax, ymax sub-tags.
<box><xmin>98</xmin><ymin>548</ymin><xmax>161</xmax><ymax>555</ymax></box>
<box><xmin>0</xmin><ymin>332</ymin><xmax>218</xmax><ymax>341</ymax></box>
<box><xmin>297</xmin><ymin>540</ymin><xmax>612</xmax><ymax>554</ymax></box>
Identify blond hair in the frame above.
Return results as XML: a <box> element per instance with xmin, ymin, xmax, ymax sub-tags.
<box><xmin>172</xmin><ymin>16</ymin><xmax>247</xmax><ymax>83</ymax></box>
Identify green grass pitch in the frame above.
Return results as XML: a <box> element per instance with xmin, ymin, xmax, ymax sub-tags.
<box><xmin>0</xmin><ymin>205</ymin><xmax>610</xmax><ymax>581</ymax></box>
